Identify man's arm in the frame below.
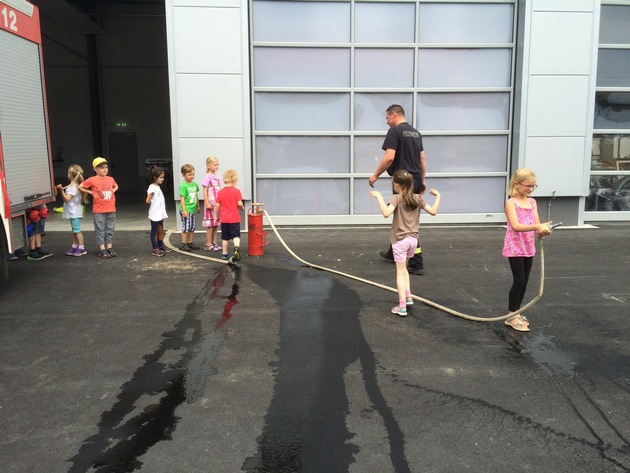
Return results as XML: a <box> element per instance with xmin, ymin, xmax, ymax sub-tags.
<box><xmin>369</xmin><ymin>148</ymin><xmax>396</xmax><ymax>187</ymax></box>
<box><xmin>419</xmin><ymin>150</ymin><xmax>427</xmax><ymax>194</ymax></box>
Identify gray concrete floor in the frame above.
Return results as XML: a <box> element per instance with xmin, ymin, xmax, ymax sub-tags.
<box><xmin>1</xmin><ymin>204</ymin><xmax>629</xmax><ymax>472</ymax></box>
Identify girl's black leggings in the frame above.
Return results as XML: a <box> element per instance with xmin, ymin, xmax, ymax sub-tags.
<box><xmin>508</xmin><ymin>256</ymin><xmax>533</xmax><ymax>311</ymax></box>
<box><xmin>150</xmin><ymin>220</ymin><xmax>163</xmax><ymax>249</ymax></box>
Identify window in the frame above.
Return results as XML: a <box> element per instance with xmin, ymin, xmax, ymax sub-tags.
<box><xmin>251</xmin><ymin>1</ymin><xmax>516</xmax><ymax>221</ymax></box>
<box><xmin>588</xmin><ymin>4</ymin><xmax>630</xmax><ymax>213</ymax></box>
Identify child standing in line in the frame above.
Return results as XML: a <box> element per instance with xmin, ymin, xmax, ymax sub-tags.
<box><xmin>370</xmin><ymin>169</ymin><xmax>441</xmax><ymax>317</ymax></box>
<box><xmin>146</xmin><ymin>167</ymin><xmax>170</xmax><ymax>257</ymax></box>
<box><xmin>202</xmin><ymin>156</ymin><xmax>222</xmax><ymax>252</ymax></box>
<box><xmin>57</xmin><ymin>164</ymin><xmax>89</xmax><ymax>256</ymax></box>
<box><xmin>216</xmin><ymin>169</ymin><xmax>244</xmax><ymax>262</ymax></box>
<box><xmin>503</xmin><ymin>168</ymin><xmax>552</xmax><ymax>332</ymax></box>
<box><xmin>179</xmin><ymin>163</ymin><xmax>200</xmax><ymax>252</ymax></box>
<box><xmin>78</xmin><ymin>157</ymin><xmax>119</xmax><ymax>259</ymax></box>
<box><xmin>25</xmin><ymin>205</ymin><xmax>52</xmax><ymax>261</ymax></box>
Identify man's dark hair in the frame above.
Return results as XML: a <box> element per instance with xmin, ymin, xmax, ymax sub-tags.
<box><xmin>386</xmin><ymin>104</ymin><xmax>405</xmax><ymax>116</ymax></box>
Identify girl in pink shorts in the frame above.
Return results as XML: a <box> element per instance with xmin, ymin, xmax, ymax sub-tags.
<box><xmin>370</xmin><ymin>170</ymin><xmax>441</xmax><ymax>317</ymax></box>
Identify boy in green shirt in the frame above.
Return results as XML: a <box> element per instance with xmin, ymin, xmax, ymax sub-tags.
<box><xmin>179</xmin><ymin>163</ymin><xmax>200</xmax><ymax>251</ymax></box>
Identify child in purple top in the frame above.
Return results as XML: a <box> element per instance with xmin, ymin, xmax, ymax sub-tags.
<box><xmin>202</xmin><ymin>156</ymin><xmax>223</xmax><ymax>251</ymax></box>
<box><xmin>503</xmin><ymin>168</ymin><xmax>552</xmax><ymax>332</ymax></box>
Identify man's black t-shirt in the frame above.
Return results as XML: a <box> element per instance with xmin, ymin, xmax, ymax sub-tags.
<box><xmin>381</xmin><ymin>122</ymin><xmax>424</xmax><ymax>193</ymax></box>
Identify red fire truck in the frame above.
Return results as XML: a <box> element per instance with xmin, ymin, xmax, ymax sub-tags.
<box><xmin>0</xmin><ymin>0</ymin><xmax>54</xmax><ymax>279</ymax></box>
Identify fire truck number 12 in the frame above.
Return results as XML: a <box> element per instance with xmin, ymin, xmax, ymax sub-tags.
<box><xmin>1</xmin><ymin>6</ymin><xmax>18</xmax><ymax>32</ymax></box>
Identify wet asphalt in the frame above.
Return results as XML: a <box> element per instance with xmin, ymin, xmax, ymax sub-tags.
<box><xmin>1</xmin><ymin>222</ymin><xmax>629</xmax><ymax>473</ymax></box>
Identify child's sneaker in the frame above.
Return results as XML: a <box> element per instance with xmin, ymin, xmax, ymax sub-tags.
<box><xmin>233</xmin><ymin>245</ymin><xmax>241</xmax><ymax>261</ymax></box>
<box><xmin>158</xmin><ymin>246</ymin><xmax>172</xmax><ymax>253</ymax></box>
<box><xmin>73</xmin><ymin>247</ymin><xmax>87</xmax><ymax>257</ymax></box>
<box><xmin>188</xmin><ymin>243</ymin><xmax>200</xmax><ymax>250</ymax></box>
<box><xmin>98</xmin><ymin>249</ymin><xmax>111</xmax><ymax>259</ymax></box>
<box><xmin>152</xmin><ymin>248</ymin><xmax>164</xmax><ymax>257</ymax></box>
<box><xmin>220</xmin><ymin>254</ymin><xmax>230</xmax><ymax>260</ymax></box>
<box><xmin>107</xmin><ymin>248</ymin><xmax>117</xmax><ymax>257</ymax></box>
<box><xmin>179</xmin><ymin>243</ymin><xmax>191</xmax><ymax>252</ymax></box>
<box><xmin>38</xmin><ymin>249</ymin><xmax>53</xmax><ymax>258</ymax></box>
<box><xmin>406</xmin><ymin>296</ymin><xmax>414</xmax><ymax>306</ymax></box>
<box><xmin>65</xmin><ymin>247</ymin><xmax>76</xmax><ymax>256</ymax></box>
<box><xmin>391</xmin><ymin>305</ymin><xmax>407</xmax><ymax>317</ymax></box>
<box><xmin>27</xmin><ymin>251</ymin><xmax>45</xmax><ymax>261</ymax></box>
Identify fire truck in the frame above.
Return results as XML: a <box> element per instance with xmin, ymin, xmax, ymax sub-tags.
<box><xmin>0</xmin><ymin>0</ymin><xmax>54</xmax><ymax>279</ymax></box>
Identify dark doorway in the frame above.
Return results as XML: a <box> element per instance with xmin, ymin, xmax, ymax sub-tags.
<box><xmin>108</xmin><ymin>132</ymin><xmax>140</xmax><ymax>193</ymax></box>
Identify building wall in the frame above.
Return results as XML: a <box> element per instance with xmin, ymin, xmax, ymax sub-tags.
<box><xmin>165</xmin><ymin>0</ymin><xmax>252</xmax><ymax>202</ymax></box>
<box><xmin>513</xmin><ymin>0</ymin><xmax>599</xmax><ymax>225</ymax></box>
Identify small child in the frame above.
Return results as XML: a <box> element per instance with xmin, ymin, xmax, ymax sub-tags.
<box><xmin>179</xmin><ymin>163</ymin><xmax>200</xmax><ymax>251</ymax></box>
<box><xmin>216</xmin><ymin>169</ymin><xmax>244</xmax><ymax>262</ymax></box>
<box><xmin>202</xmin><ymin>156</ymin><xmax>222</xmax><ymax>251</ymax></box>
<box><xmin>57</xmin><ymin>164</ymin><xmax>89</xmax><ymax>256</ymax></box>
<box><xmin>370</xmin><ymin>169</ymin><xmax>440</xmax><ymax>317</ymax></box>
<box><xmin>503</xmin><ymin>168</ymin><xmax>551</xmax><ymax>332</ymax></box>
<box><xmin>146</xmin><ymin>166</ymin><xmax>170</xmax><ymax>257</ymax></box>
<box><xmin>78</xmin><ymin>157</ymin><xmax>119</xmax><ymax>259</ymax></box>
<box><xmin>26</xmin><ymin>204</ymin><xmax>52</xmax><ymax>261</ymax></box>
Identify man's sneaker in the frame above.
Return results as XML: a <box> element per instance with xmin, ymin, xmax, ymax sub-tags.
<box><xmin>179</xmin><ymin>243</ymin><xmax>191</xmax><ymax>252</ymax></box>
<box><xmin>379</xmin><ymin>250</ymin><xmax>395</xmax><ymax>264</ymax></box>
<box><xmin>27</xmin><ymin>251</ymin><xmax>45</xmax><ymax>261</ymax></box>
<box><xmin>408</xmin><ymin>267</ymin><xmax>424</xmax><ymax>275</ymax></box>
<box><xmin>391</xmin><ymin>305</ymin><xmax>407</xmax><ymax>317</ymax></box>
<box><xmin>158</xmin><ymin>246</ymin><xmax>172</xmax><ymax>253</ymax></box>
<box><xmin>188</xmin><ymin>243</ymin><xmax>200</xmax><ymax>250</ymax></box>
<box><xmin>65</xmin><ymin>247</ymin><xmax>77</xmax><ymax>256</ymax></box>
<box><xmin>38</xmin><ymin>249</ymin><xmax>53</xmax><ymax>258</ymax></box>
<box><xmin>98</xmin><ymin>249</ymin><xmax>111</xmax><ymax>259</ymax></box>
<box><xmin>220</xmin><ymin>254</ymin><xmax>230</xmax><ymax>260</ymax></box>
<box><xmin>107</xmin><ymin>248</ymin><xmax>117</xmax><ymax>257</ymax></box>
<box><xmin>406</xmin><ymin>296</ymin><xmax>414</xmax><ymax>306</ymax></box>
<box><xmin>233</xmin><ymin>245</ymin><xmax>241</xmax><ymax>261</ymax></box>
<box><xmin>73</xmin><ymin>248</ymin><xmax>87</xmax><ymax>257</ymax></box>
<box><xmin>152</xmin><ymin>248</ymin><xmax>164</xmax><ymax>257</ymax></box>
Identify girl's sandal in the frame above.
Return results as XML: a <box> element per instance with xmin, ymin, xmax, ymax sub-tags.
<box><xmin>505</xmin><ymin>315</ymin><xmax>530</xmax><ymax>332</ymax></box>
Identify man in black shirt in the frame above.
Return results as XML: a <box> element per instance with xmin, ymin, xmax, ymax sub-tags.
<box><xmin>369</xmin><ymin>104</ymin><xmax>426</xmax><ymax>275</ymax></box>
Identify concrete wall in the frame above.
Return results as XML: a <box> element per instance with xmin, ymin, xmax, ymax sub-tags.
<box><xmin>513</xmin><ymin>0</ymin><xmax>600</xmax><ymax>225</ymax></box>
<box><xmin>165</xmin><ymin>0</ymin><xmax>252</xmax><ymax>202</ymax></box>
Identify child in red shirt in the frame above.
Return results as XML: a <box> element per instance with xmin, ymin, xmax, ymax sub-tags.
<box><xmin>79</xmin><ymin>157</ymin><xmax>119</xmax><ymax>259</ymax></box>
<box><xmin>216</xmin><ymin>169</ymin><xmax>244</xmax><ymax>262</ymax></box>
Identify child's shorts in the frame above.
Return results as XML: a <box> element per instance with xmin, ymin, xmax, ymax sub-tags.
<box><xmin>180</xmin><ymin>212</ymin><xmax>196</xmax><ymax>233</ymax></box>
<box><xmin>70</xmin><ymin>217</ymin><xmax>82</xmax><ymax>233</ymax></box>
<box><xmin>27</xmin><ymin>220</ymin><xmax>45</xmax><ymax>237</ymax></box>
<box><xmin>392</xmin><ymin>235</ymin><xmax>418</xmax><ymax>263</ymax></box>
<box><xmin>221</xmin><ymin>222</ymin><xmax>241</xmax><ymax>241</ymax></box>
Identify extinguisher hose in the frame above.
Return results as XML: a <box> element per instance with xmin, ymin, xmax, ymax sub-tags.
<box><xmin>262</xmin><ymin>210</ymin><xmax>545</xmax><ymax>323</ymax></box>
<box><xmin>164</xmin><ymin>213</ymin><xmax>547</xmax><ymax>323</ymax></box>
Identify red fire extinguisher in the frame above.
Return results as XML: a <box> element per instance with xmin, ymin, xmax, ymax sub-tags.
<box><xmin>248</xmin><ymin>203</ymin><xmax>268</xmax><ymax>257</ymax></box>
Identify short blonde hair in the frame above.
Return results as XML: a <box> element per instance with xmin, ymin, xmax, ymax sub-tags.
<box><xmin>206</xmin><ymin>156</ymin><xmax>218</xmax><ymax>167</ymax></box>
<box><xmin>223</xmin><ymin>169</ymin><xmax>238</xmax><ymax>185</ymax></box>
<box><xmin>508</xmin><ymin>168</ymin><xmax>536</xmax><ymax>196</ymax></box>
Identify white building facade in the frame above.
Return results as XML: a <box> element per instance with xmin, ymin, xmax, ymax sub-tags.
<box><xmin>165</xmin><ymin>0</ymin><xmax>630</xmax><ymax>226</ymax></box>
